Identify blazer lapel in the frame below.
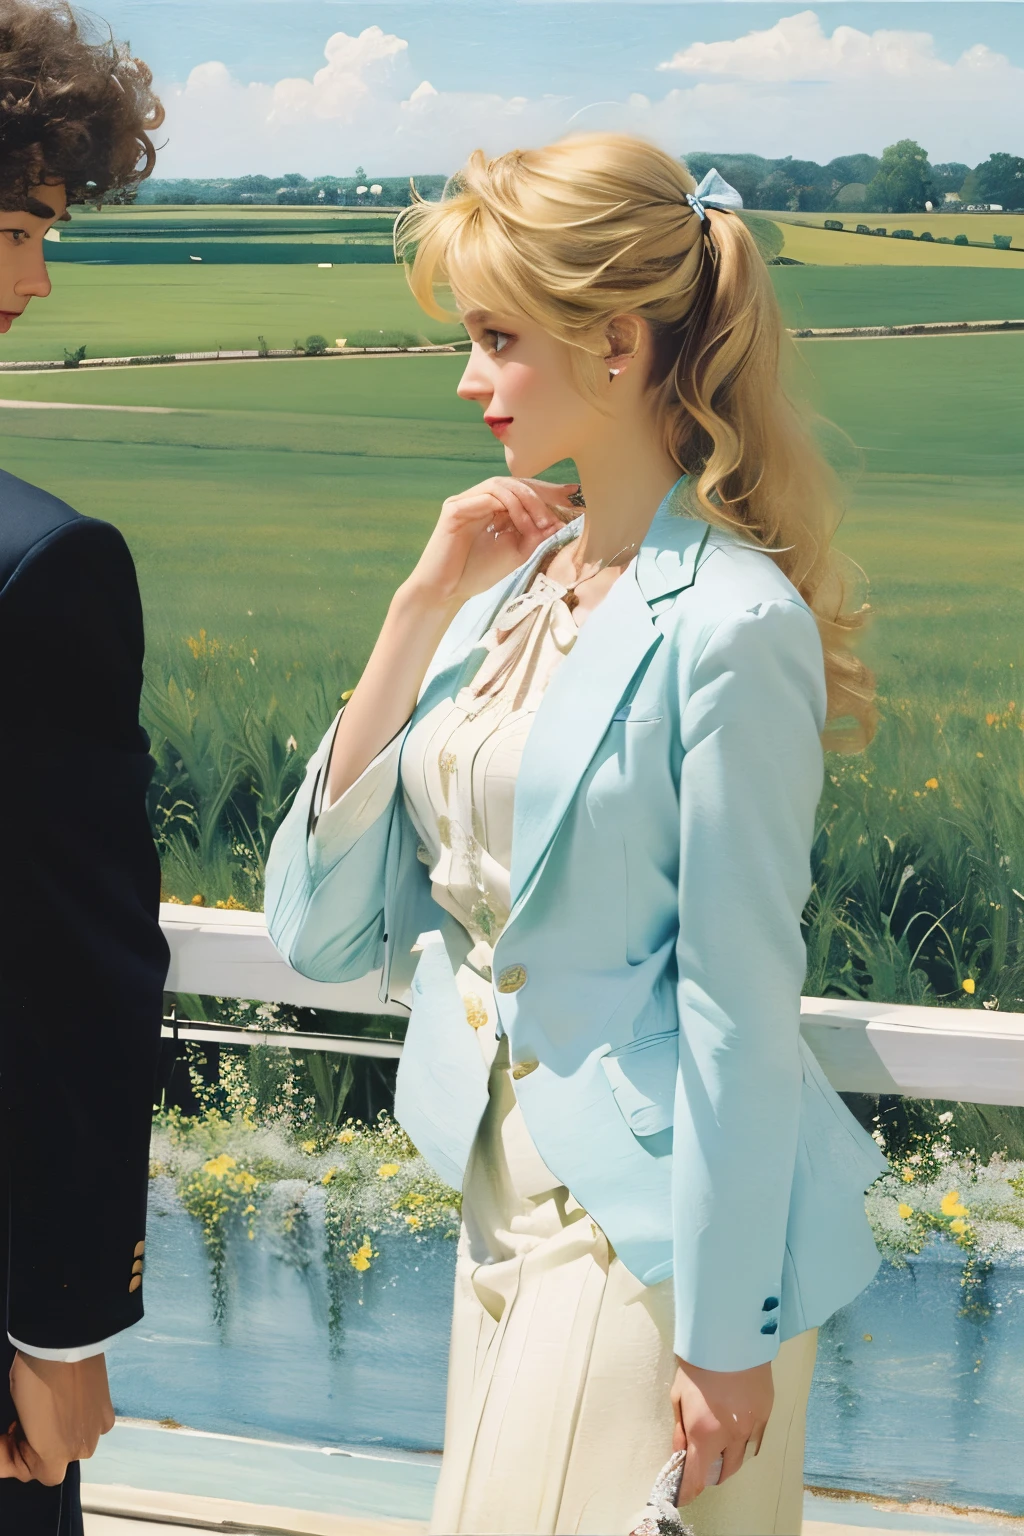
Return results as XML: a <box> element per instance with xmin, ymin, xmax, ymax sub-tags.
<box><xmin>509</xmin><ymin>483</ymin><xmax>714</xmax><ymax>912</ymax></box>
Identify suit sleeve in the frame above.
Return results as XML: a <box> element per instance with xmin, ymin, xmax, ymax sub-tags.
<box><xmin>0</xmin><ymin>517</ymin><xmax>168</xmax><ymax>1352</ymax></box>
<box><xmin>671</xmin><ymin>598</ymin><xmax>826</xmax><ymax>1370</ymax></box>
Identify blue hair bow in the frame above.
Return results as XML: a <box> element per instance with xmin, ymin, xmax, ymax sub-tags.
<box><xmin>685</xmin><ymin>168</ymin><xmax>744</xmax><ymax>222</ymax></box>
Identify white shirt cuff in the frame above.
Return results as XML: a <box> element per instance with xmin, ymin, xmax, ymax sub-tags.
<box><xmin>9</xmin><ymin>1323</ymin><xmax>136</xmax><ymax>1363</ymax></box>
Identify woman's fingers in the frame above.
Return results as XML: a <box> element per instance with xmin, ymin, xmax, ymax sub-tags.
<box><xmin>489</xmin><ymin>480</ymin><xmax>560</xmax><ymax>540</ymax></box>
<box><xmin>718</xmin><ymin>1438</ymin><xmax>747</xmax><ymax>1484</ymax></box>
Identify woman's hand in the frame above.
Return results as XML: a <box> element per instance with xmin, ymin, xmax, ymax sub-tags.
<box><xmin>671</xmin><ymin>1357</ymin><xmax>773</xmax><ymax>1506</ymax></box>
<box><xmin>404</xmin><ymin>476</ymin><xmax>578</xmax><ymax>608</ymax></box>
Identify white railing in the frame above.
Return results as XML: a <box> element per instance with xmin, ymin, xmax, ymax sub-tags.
<box><xmin>160</xmin><ymin>904</ymin><xmax>1024</xmax><ymax>1105</ymax></box>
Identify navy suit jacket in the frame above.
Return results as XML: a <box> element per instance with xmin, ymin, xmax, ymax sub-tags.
<box><xmin>0</xmin><ymin>468</ymin><xmax>168</xmax><ymax>1362</ymax></box>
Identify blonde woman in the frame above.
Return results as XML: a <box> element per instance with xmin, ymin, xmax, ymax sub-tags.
<box><xmin>265</xmin><ymin>133</ymin><xmax>886</xmax><ymax>1536</ymax></box>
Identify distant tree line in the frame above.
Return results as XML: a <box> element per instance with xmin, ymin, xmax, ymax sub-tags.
<box><xmin>137</xmin><ymin>170</ymin><xmax>449</xmax><ymax>207</ymax></box>
<box><xmin>683</xmin><ymin>144</ymin><xmax>1023</xmax><ymax>215</ymax></box>
<box><xmin>133</xmin><ymin>147</ymin><xmax>1023</xmax><ymax>216</ymax></box>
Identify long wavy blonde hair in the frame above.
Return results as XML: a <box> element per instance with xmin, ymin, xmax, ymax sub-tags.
<box><xmin>394</xmin><ymin>131</ymin><xmax>875</xmax><ymax>751</ymax></box>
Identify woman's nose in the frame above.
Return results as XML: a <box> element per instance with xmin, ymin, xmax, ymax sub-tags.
<box><xmin>457</xmin><ymin>352</ymin><xmax>491</xmax><ymax>403</ymax></box>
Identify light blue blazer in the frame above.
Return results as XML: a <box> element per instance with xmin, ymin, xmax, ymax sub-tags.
<box><xmin>264</xmin><ymin>478</ymin><xmax>887</xmax><ymax>1371</ymax></box>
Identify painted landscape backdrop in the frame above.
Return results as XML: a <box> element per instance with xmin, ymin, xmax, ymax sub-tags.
<box><xmin>5</xmin><ymin>1</ymin><xmax>1024</xmax><ymax>1512</ymax></box>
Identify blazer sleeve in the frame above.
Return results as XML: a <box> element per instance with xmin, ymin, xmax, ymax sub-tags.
<box><xmin>264</xmin><ymin>579</ymin><xmax>509</xmax><ymax>983</ymax></box>
<box><xmin>0</xmin><ymin>517</ymin><xmax>168</xmax><ymax>1353</ymax></box>
<box><xmin>263</xmin><ymin>712</ymin><xmax>408</xmax><ymax>984</ymax></box>
<box><xmin>671</xmin><ymin>598</ymin><xmax>826</xmax><ymax>1371</ymax></box>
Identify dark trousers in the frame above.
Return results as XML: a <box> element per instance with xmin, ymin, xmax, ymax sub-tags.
<box><xmin>0</xmin><ymin>1337</ymin><xmax>83</xmax><ymax>1536</ymax></box>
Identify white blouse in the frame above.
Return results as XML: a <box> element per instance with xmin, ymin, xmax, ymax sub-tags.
<box><xmin>400</xmin><ymin>571</ymin><xmax>579</xmax><ymax>980</ymax></box>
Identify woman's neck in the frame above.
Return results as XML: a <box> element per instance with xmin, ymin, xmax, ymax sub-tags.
<box><xmin>568</xmin><ymin>438</ymin><xmax>683</xmax><ymax>569</ymax></box>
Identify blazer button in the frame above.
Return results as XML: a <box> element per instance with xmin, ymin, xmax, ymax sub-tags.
<box><xmin>497</xmin><ymin>964</ymin><xmax>527</xmax><ymax>993</ymax></box>
<box><xmin>134</xmin><ymin>1240</ymin><xmax>146</xmax><ymax>1259</ymax></box>
<box><xmin>760</xmin><ymin>1318</ymin><xmax>778</xmax><ymax>1335</ymax></box>
<box><xmin>512</xmin><ymin>1059</ymin><xmax>539</xmax><ymax>1080</ymax></box>
<box><xmin>132</xmin><ymin>1260</ymin><xmax>144</xmax><ymax>1275</ymax></box>
<box><xmin>129</xmin><ymin>1275</ymin><xmax>142</xmax><ymax>1294</ymax></box>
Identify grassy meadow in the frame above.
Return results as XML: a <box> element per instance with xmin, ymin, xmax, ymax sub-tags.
<box><xmin>771</xmin><ymin>211</ymin><xmax>1024</xmax><ymax>248</ymax></box>
<box><xmin>3</xmin><ymin>264</ymin><xmax>465</xmax><ymax>362</ymax></box>
<box><xmin>7</xmin><ymin>257</ymin><xmax>1024</xmax><ymax>366</ymax></box>
<box><xmin>1</xmin><ymin>231</ymin><xmax>1023</xmax><ymax>1157</ymax></box>
<box><xmin>778</xmin><ymin>221</ymin><xmax>1024</xmax><ymax>268</ymax></box>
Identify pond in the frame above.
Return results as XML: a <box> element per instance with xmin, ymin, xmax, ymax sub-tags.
<box><xmin>104</xmin><ymin>1178</ymin><xmax>1024</xmax><ymax>1521</ymax></box>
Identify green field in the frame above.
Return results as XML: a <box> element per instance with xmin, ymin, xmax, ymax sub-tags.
<box><xmin>779</xmin><ymin>221</ymin><xmax>1024</xmax><ymax>268</ymax></box>
<box><xmin>1</xmin><ymin>325</ymin><xmax>1021</xmax><ymax>1029</ymax></box>
<box><xmin>770</xmin><ymin>210</ymin><xmax>1024</xmax><ymax>248</ymax></box>
<box><xmin>773</xmin><ymin>266</ymin><xmax>1024</xmax><ymax>329</ymax></box>
<box><xmin>6</xmin><ymin>260</ymin><xmax>1023</xmax><ymax>365</ymax></box>
<box><xmin>3</xmin><ymin>266</ymin><xmax>465</xmax><ymax>362</ymax></box>
<box><xmin>0</xmin><ymin>335</ymin><xmax>1020</xmax><ymax>690</ymax></box>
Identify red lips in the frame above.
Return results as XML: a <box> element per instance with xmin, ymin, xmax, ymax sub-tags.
<box><xmin>484</xmin><ymin>416</ymin><xmax>513</xmax><ymax>438</ymax></box>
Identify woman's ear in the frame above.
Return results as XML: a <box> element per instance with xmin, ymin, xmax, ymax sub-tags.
<box><xmin>603</xmin><ymin>314</ymin><xmax>644</xmax><ymax>381</ymax></box>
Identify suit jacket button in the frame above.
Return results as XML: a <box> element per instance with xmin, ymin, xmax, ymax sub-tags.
<box><xmin>760</xmin><ymin>1318</ymin><xmax>778</xmax><ymax>1335</ymax></box>
<box><xmin>762</xmin><ymin>1296</ymin><xmax>779</xmax><ymax>1311</ymax></box>
<box><xmin>497</xmin><ymin>965</ymin><xmax>527</xmax><ymax>993</ymax></box>
<box><xmin>512</xmin><ymin>1059</ymin><xmax>539</xmax><ymax>1080</ymax></box>
<box><xmin>132</xmin><ymin>1260</ymin><xmax>144</xmax><ymax>1275</ymax></box>
<box><xmin>134</xmin><ymin>1240</ymin><xmax>146</xmax><ymax>1258</ymax></box>
<box><xmin>129</xmin><ymin>1275</ymin><xmax>142</xmax><ymax>1294</ymax></box>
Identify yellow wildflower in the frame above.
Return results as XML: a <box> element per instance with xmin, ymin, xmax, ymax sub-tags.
<box><xmin>406</xmin><ymin>1192</ymin><xmax>427</xmax><ymax>1207</ymax></box>
<box><xmin>405</xmin><ymin>1215</ymin><xmax>422</xmax><ymax>1230</ymax></box>
<box><xmin>337</xmin><ymin>1128</ymin><xmax>356</xmax><ymax>1144</ymax></box>
<box><xmin>950</xmin><ymin>1218</ymin><xmax>968</xmax><ymax>1237</ymax></box>
<box><xmin>349</xmin><ymin>1241</ymin><xmax>374</xmax><ymax>1273</ymax></box>
<box><xmin>986</xmin><ymin>713</ymin><xmax>999</xmax><ymax>726</ymax></box>
<box><xmin>203</xmin><ymin>1153</ymin><xmax>237</xmax><ymax>1177</ymax></box>
<box><xmin>378</xmin><ymin>1163</ymin><xmax>400</xmax><ymax>1179</ymax></box>
<box><xmin>925</xmin><ymin>778</ymin><xmax>938</xmax><ymax>790</ymax></box>
<box><xmin>341</xmin><ymin>688</ymin><xmax>355</xmax><ymax>702</ymax></box>
<box><xmin>322</xmin><ymin>1168</ymin><xmax>336</xmax><ymax>1186</ymax></box>
<box><xmin>941</xmin><ymin>1191</ymin><xmax>968</xmax><ymax>1217</ymax></box>
<box><xmin>898</xmin><ymin>1203</ymin><xmax>913</xmax><ymax>1219</ymax></box>
<box><xmin>301</xmin><ymin>1139</ymin><xmax>316</xmax><ymax>1153</ymax></box>
<box><xmin>963</xmin><ymin>979</ymin><xmax>976</xmax><ymax>995</ymax></box>
<box><xmin>902</xmin><ymin>1169</ymin><xmax>915</xmax><ymax>1183</ymax></box>
<box><xmin>190</xmin><ymin>893</ymin><xmax>206</xmax><ymax>906</ymax></box>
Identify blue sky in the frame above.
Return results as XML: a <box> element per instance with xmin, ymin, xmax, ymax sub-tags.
<box><xmin>94</xmin><ymin>3</ymin><xmax>1024</xmax><ymax>176</ymax></box>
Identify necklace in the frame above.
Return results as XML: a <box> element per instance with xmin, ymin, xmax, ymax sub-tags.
<box><xmin>560</xmin><ymin>535</ymin><xmax>640</xmax><ymax>613</ymax></box>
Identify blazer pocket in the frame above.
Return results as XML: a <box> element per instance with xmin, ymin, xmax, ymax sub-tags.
<box><xmin>600</xmin><ymin>1029</ymin><xmax>678</xmax><ymax>1137</ymax></box>
<box><xmin>612</xmin><ymin>704</ymin><xmax>663</xmax><ymax>723</ymax></box>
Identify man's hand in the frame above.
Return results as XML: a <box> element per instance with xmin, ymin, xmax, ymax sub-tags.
<box><xmin>671</xmin><ymin>1356</ymin><xmax>774</xmax><ymax>1506</ymax></box>
<box><xmin>0</xmin><ymin>1352</ymin><xmax>114</xmax><ymax>1484</ymax></box>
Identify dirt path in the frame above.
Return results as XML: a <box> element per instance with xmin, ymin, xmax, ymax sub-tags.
<box><xmin>0</xmin><ymin>397</ymin><xmax>178</xmax><ymax>412</ymax></box>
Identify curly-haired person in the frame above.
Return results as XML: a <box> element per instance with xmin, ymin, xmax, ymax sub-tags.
<box><xmin>0</xmin><ymin>5</ymin><xmax>167</xmax><ymax>1532</ymax></box>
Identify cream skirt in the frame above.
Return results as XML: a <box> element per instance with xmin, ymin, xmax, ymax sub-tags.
<box><xmin>430</xmin><ymin>978</ymin><xmax>817</xmax><ymax>1536</ymax></box>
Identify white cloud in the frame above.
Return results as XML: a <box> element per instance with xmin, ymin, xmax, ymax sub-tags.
<box><xmin>269</xmin><ymin>26</ymin><xmax>408</xmax><ymax>124</ymax></box>
<box><xmin>657</xmin><ymin>10</ymin><xmax>1018</xmax><ymax>89</ymax></box>
<box><xmin>153</xmin><ymin>15</ymin><xmax>1024</xmax><ymax>179</ymax></box>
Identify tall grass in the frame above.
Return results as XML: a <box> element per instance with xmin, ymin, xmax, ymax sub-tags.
<box><xmin>147</xmin><ymin>632</ymin><xmax>1024</xmax><ymax>1159</ymax></box>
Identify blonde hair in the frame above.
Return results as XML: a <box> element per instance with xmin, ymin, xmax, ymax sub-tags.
<box><xmin>394</xmin><ymin>131</ymin><xmax>875</xmax><ymax>752</ymax></box>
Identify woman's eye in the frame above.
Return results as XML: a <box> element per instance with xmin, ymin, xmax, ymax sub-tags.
<box><xmin>488</xmin><ymin>330</ymin><xmax>512</xmax><ymax>355</ymax></box>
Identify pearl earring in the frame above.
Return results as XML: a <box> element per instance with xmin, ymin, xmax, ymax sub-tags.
<box><xmin>608</xmin><ymin>367</ymin><xmax>621</xmax><ymax>380</ymax></box>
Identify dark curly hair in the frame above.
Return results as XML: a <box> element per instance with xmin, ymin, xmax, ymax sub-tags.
<box><xmin>0</xmin><ymin>0</ymin><xmax>163</xmax><ymax>214</ymax></box>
